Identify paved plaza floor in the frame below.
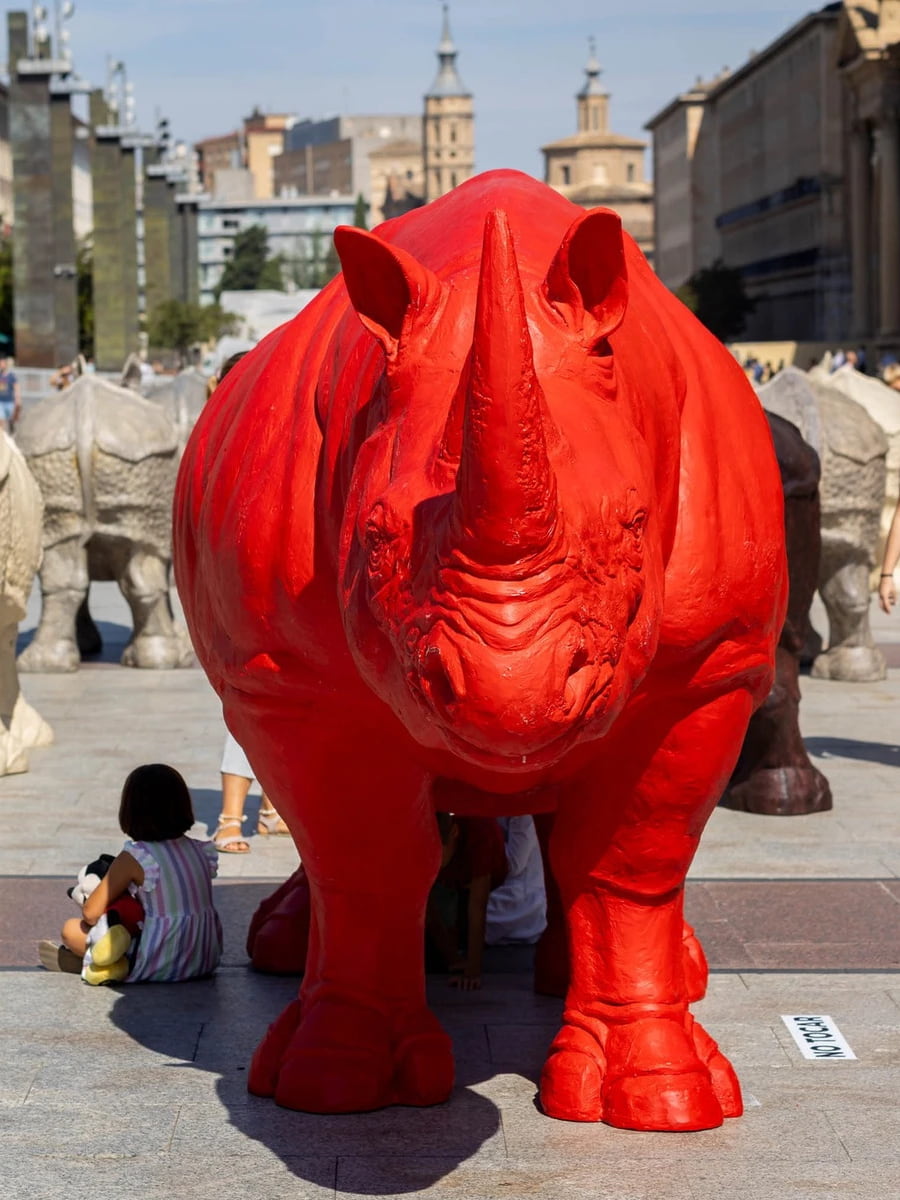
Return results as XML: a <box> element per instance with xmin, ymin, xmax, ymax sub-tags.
<box><xmin>2</xmin><ymin>584</ymin><xmax>899</xmax><ymax>1198</ymax></box>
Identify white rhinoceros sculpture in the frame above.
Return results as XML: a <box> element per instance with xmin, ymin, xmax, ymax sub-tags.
<box><xmin>15</xmin><ymin>374</ymin><xmax>193</xmax><ymax>672</ymax></box>
<box><xmin>809</xmin><ymin>362</ymin><xmax>900</xmax><ymax>562</ymax></box>
<box><xmin>760</xmin><ymin>366</ymin><xmax>887</xmax><ymax>682</ymax></box>
<box><xmin>0</xmin><ymin>432</ymin><xmax>53</xmax><ymax>771</ymax></box>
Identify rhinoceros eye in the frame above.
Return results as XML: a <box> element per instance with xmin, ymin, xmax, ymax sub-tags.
<box><xmin>364</xmin><ymin>504</ymin><xmax>396</xmax><ymax>582</ymax></box>
<box><xmin>626</xmin><ymin>510</ymin><xmax>646</xmax><ymax>545</ymax></box>
<box><xmin>622</xmin><ymin>509</ymin><xmax>646</xmax><ymax>570</ymax></box>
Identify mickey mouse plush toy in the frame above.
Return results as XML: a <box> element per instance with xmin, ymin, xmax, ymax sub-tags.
<box><xmin>69</xmin><ymin>854</ymin><xmax>144</xmax><ymax>985</ymax></box>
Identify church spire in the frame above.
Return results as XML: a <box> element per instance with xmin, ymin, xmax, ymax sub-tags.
<box><xmin>426</xmin><ymin>3</ymin><xmax>470</xmax><ymax>98</ymax></box>
<box><xmin>577</xmin><ymin>37</ymin><xmax>609</xmax><ymax>133</ymax></box>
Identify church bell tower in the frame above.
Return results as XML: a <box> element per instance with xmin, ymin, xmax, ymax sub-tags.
<box><xmin>423</xmin><ymin>4</ymin><xmax>474</xmax><ymax>202</ymax></box>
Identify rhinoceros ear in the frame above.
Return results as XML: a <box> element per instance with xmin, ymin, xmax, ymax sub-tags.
<box><xmin>333</xmin><ymin>226</ymin><xmax>443</xmax><ymax>358</ymax></box>
<box><xmin>543</xmin><ymin>207</ymin><xmax>628</xmax><ymax>345</ymax></box>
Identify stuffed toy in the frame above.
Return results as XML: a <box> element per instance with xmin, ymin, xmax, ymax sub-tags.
<box><xmin>68</xmin><ymin>854</ymin><xmax>144</xmax><ymax>985</ymax></box>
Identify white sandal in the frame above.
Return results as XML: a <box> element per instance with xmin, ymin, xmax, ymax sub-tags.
<box><xmin>257</xmin><ymin>804</ymin><xmax>291</xmax><ymax>837</ymax></box>
<box><xmin>213</xmin><ymin>814</ymin><xmax>250</xmax><ymax>853</ymax></box>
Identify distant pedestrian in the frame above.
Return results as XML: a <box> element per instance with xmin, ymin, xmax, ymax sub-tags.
<box><xmin>879</xmin><ymin>495</ymin><xmax>900</xmax><ymax>614</ymax></box>
<box><xmin>0</xmin><ymin>355</ymin><xmax>21</xmax><ymax>432</ymax></box>
<box><xmin>39</xmin><ymin>763</ymin><xmax>223</xmax><ymax>982</ymax></box>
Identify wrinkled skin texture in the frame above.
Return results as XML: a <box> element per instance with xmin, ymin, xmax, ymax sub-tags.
<box><xmin>175</xmin><ymin>171</ymin><xmax>787</xmax><ymax>1131</ymax></box>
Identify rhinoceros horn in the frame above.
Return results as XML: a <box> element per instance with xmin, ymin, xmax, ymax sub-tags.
<box><xmin>451</xmin><ymin>209</ymin><xmax>558</xmax><ymax>562</ymax></box>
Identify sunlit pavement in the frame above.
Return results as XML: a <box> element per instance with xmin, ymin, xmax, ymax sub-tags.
<box><xmin>1</xmin><ymin>583</ymin><xmax>898</xmax><ymax>1198</ymax></box>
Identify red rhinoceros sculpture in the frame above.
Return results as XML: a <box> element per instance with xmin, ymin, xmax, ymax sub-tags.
<box><xmin>174</xmin><ymin>170</ymin><xmax>786</xmax><ymax>1131</ymax></box>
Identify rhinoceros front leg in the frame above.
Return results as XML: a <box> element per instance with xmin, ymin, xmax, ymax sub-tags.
<box><xmin>242</xmin><ymin>716</ymin><xmax>453</xmax><ymax>1113</ymax></box>
<box><xmin>17</xmin><ymin>539</ymin><xmax>86</xmax><ymax>673</ymax></box>
<box><xmin>119</xmin><ymin>549</ymin><xmax>190</xmax><ymax>669</ymax></box>
<box><xmin>812</xmin><ymin>548</ymin><xmax>886</xmax><ymax>682</ymax></box>
<box><xmin>541</xmin><ymin>689</ymin><xmax>752</xmax><ymax>1131</ymax></box>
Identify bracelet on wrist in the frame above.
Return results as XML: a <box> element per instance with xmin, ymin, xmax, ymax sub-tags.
<box><xmin>882</xmin><ymin>573</ymin><xmax>894</xmax><ymax>578</ymax></box>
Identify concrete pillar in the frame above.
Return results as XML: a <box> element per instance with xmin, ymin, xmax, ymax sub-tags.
<box><xmin>119</xmin><ymin>144</ymin><xmax>139</xmax><ymax>354</ymax></box>
<box><xmin>50</xmin><ymin>91</ymin><xmax>78</xmax><ymax>364</ymax></box>
<box><xmin>177</xmin><ymin>197</ymin><xmax>199</xmax><ymax>306</ymax></box>
<box><xmin>878</xmin><ymin>115</ymin><xmax>900</xmax><ymax>337</ymax></box>
<box><xmin>167</xmin><ymin>177</ymin><xmax>184</xmax><ymax>303</ymax></box>
<box><xmin>849</xmin><ymin>122</ymin><xmax>871</xmax><ymax>339</ymax></box>
<box><xmin>90</xmin><ymin>89</ymin><xmax>140</xmax><ymax>371</ymax></box>
<box><xmin>9</xmin><ymin>12</ymin><xmax>54</xmax><ymax>367</ymax></box>
<box><xmin>142</xmin><ymin>157</ymin><xmax>174</xmax><ymax>320</ymax></box>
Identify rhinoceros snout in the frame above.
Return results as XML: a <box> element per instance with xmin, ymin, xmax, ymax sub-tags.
<box><xmin>412</xmin><ymin>627</ymin><xmax>605</xmax><ymax>760</ymax></box>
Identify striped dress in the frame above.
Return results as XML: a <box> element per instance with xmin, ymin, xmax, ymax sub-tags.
<box><xmin>124</xmin><ymin>836</ymin><xmax>223</xmax><ymax>983</ymax></box>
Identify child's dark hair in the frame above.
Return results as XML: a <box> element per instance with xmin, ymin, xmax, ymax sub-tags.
<box><xmin>119</xmin><ymin>764</ymin><xmax>194</xmax><ymax>841</ymax></box>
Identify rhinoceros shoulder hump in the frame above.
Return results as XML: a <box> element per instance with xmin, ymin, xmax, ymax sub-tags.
<box><xmin>13</xmin><ymin>392</ymin><xmax>78</xmax><ymax>457</ymax></box>
<box><xmin>757</xmin><ymin>368</ymin><xmax>822</xmax><ymax>455</ymax></box>
<box><xmin>91</xmin><ymin>384</ymin><xmax>179</xmax><ymax>461</ymax></box>
<box><xmin>808</xmin><ymin>380</ymin><xmax>888</xmax><ymax>463</ymax></box>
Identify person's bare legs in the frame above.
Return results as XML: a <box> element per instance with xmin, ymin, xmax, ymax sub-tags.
<box><xmin>39</xmin><ymin>916</ymin><xmax>87</xmax><ymax>973</ymax></box>
<box><xmin>216</xmin><ymin>772</ymin><xmax>252</xmax><ymax>852</ymax></box>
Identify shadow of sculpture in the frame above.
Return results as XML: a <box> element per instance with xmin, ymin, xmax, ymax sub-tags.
<box><xmin>804</xmin><ymin>736</ymin><xmax>900</xmax><ymax>768</ymax></box>
<box><xmin>104</xmin><ymin>922</ymin><xmax>510</xmax><ymax>1194</ymax></box>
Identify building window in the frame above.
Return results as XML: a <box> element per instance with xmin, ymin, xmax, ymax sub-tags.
<box><xmin>591</xmin><ymin>107</ymin><xmax>599</xmax><ymax>131</ymax></box>
<box><xmin>451</xmin><ymin>172</ymin><xmax>458</xmax><ymax>188</ymax></box>
<box><xmin>450</xmin><ymin>124</ymin><xmax>457</xmax><ymax>143</ymax></box>
<box><xmin>561</xmin><ymin>164</ymin><xmax>571</xmax><ymax>186</ymax></box>
<box><xmin>627</xmin><ymin>163</ymin><xmax>635</xmax><ymax>183</ymax></box>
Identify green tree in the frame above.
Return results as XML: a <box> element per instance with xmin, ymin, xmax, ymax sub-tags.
<box><xmin>0</xmin><ymin>225</ymin><xmax>13</xmax><ymax>353</ymax></box>
<box><xmin>215</xmin><ymin>224</ymin><xmax>284</xmax><ymax>298</ymax></box>
<box><xmin>676</xmin><ymin>259</ymin><xmax>755</xmax><ymax>343</ymax></box>
<box><xmin>76</xmin><ymin>235</ymin><xmax>94</xmax><ymax>358</ymax></box>
<box><xmin>147</xmin><ymin>299</ymin><xmax>238</xmax><ymax>357</ymax></box>
<box><xmin>353</xmin><ymin>192</ymin><xmax>368</xmax><ymax>230</ymax></box>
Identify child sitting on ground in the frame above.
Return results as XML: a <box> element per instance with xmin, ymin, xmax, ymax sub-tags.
<box><xmin>426</xmin><ymin>812</ymin><xmax>508</xmax><ymax>991</ymax></box>
<box><xmin>40</xmin><ymin>763</ymin><xmax>223</xmax><ymax>983</ymax></box>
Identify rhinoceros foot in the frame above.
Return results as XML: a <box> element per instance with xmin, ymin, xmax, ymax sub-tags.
<box><xmin>0</xmin><ymin>730</ymin><xmax>28</xmax><ymax>775</ymax></box>
<box><xmin>721</xmin><ymin>765</ymin><xmax>832</xmax><ymax>816</ymax></box>
<box><xmin>17</xmin><ymin>638</ymin><xmax>80</xmax><ymax>673</ymax></box>
<box><xmin>120</xmin><ymin>634</ymin><xmax>193</xmax><ymax>670</ymax></box>
<box><xmin>249</xmin><ymin>993</ymin><xmax>453</xmax><ymax>1113</ymax></box>
<box><xmin>540</xmin><ymin>1010</ymin><xmax>737</xmax><ymax>1129</ymax></box>
<box><xmin>10</xmin><ymin>695</ymin><xmax>53</xmax><ymax>752</ymax></box>
<box><xmin>811</xmin><ymin>645</ymin><xmax>886</xmax><ymax>682</ymax></box>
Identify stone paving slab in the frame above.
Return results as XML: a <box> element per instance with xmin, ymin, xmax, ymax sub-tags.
<box><xmin>6</xmin><ymin>876</ymin><xmax>900</xmax><ymax>970</ymax></box>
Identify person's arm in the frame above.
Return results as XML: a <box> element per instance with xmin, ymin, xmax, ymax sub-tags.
<box><xmin>879</xmin><ymin>498</ymin><xmax>900</xmax><ymax>613</ymax></box>
<box><xmin>450</xmin><ymin>873</ymin><xmax>491</xmax><ymax>991</ymax></box>
<box><xmin>82</xmin><ymin>850</ymin><xmax>144</xmax><ymax>926</ymax></box>
<box><xmin>12</xmin><ymin>379</ymin><xmax>20</xmax><ymax>420</ymax></box>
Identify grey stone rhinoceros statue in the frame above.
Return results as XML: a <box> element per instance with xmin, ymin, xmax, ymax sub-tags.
<box><xmin>118</xmin><ymin>355</ymin><xmax>209</xmax><ymax>457</ymax></box>
<box><xmin>809</xmin><ymin>362</ymin><xmax>900</xmax><ymax>565</ymax></box>
<box><xmin>15</xmin><ymin>374</ymin><xmax>193</xmax><ymax>673</ymax></box>
<box><xmin>759</xmin><ymin>366</ymin><xmax>887</xmax><ymax>682</ymax></box>
<box><xmin>143</xmin><ymin>367</ymin><xmax>209</xmax><ymax>456</ymax></box>
<box><xmin>0</xmin><ymin>432</ymin><xmax>53</xmax><ymax>771</ymax></box>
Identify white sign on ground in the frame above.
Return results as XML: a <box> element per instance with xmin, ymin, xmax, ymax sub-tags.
<box><xmin>781</xmin><ymin>1014</ymin><xmax>857</xmax><ymax>1060</ymax></box>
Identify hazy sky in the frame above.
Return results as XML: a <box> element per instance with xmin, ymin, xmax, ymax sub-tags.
<box><xmin>64</xmin><ymin>1</ymin><xmax>820</xmax><ymax>177</ymax></box>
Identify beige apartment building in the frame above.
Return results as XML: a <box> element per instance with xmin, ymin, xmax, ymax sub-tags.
<box><xmin>543</xmin><ymin>46</ymin><xmax>654</xmax><ymax>260</ymax></box>
<box><xmin>646</xmin><ymin>1</ymin><xmax>900</xmax><ymax>345</ymax></box>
